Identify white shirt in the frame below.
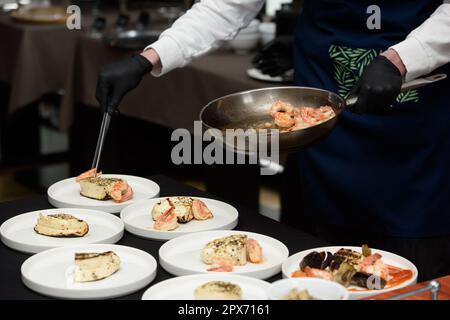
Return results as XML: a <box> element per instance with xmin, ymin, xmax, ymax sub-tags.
<box><xmin>147</xmin><ymin>1</ymin><xmax>450</xmax><ymax>82</ymax></box>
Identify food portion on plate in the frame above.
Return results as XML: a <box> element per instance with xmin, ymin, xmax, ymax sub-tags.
<box><xmin>152</xmin><ymin>197</ymin><xmax>213</xmax><ymax>231</ymax></box>
<box><xmin>201</xmin><ymin>234</ymin><xmax>263</xmax><ymax>272</ymax></box>
<box><xmin>74</xmin><ymin>251</ymin><xmax>120</xmax><ymax>282</ymax></box>
<box><xmin>141</xmin><ymin>273</ymin><xmax>269</xmax><ymax>300</ymax></box>
<box><xmin>267</xmin><ymin>100</ymin><xmax>336</xmax><ymax>132</ymax></box>
<box><xmin>34</xmin><ymin>213</ymin><xmax>89</xmax><ymax>237</ymax></box>
<box><xmin>159</xmin><ymin>230</ymin><xmax>288</xmax><ymax>279</ymax></box>
<box><xmin>290</xmin><ymin>245</ymin><xmax>414</xmax><ymax>290</ymax></box>
<box><xmin>194</xmin><ymin>281</ymin><xmax>242</xmax><ymax>300</ymax></box>
<box><xmin>21</xmin><ymin>244</ymin><xmax>156</xmax><ymax>299</ymax></box>
<box><xmin>284</xmin><ymin>288</ymin><xmax>316</xmax><ymax>300</ymax></box>
<box><xmin>76</xmin><ymin>168</ymin><xmax>133</xmax><ymax>203</ymax></box>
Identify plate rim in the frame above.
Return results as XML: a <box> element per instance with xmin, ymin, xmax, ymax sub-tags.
<box><xmin>281</xmin><ymin>245</ymin><xmax>418</xmax><ymax>298</ymax></box>
<box><xmin>0</xmin><ymin>207</ymin><xmax>125</xmax><ymax>254</ymax></box>
<box><xmin>246</xmin><ymin>68</ymin><xmax>292</xmax><ymax>83</ymax></box>
<box><xmin>268</xmin><ymin>277</ymin><xmax>350</xmax><ymax>300</ymax></box>
<box><xmin>141</xmin><ymin>273</ymin><xmax>270</xmax><ymax>300</ymax></box>
<box><xmin>120</xmin><ymin>196</ymin><xmax>239</xmax><ymax>241</ymax></box>
<box><xmin>47</xmin><ymin>174</ymin><xmax>160</xmax><ymax>214</ymax></box>
<box><xmin>21</xmin><ymin>243</ymin><xmax>157</xmax><ymax>299</ymax></box>
<box><xmin>159</xmin><ymin>229</ymin><xmax>289</xmax><ymax>279</ymax></box>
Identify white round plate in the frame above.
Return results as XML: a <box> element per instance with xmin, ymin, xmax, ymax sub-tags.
<box><xmin>120</xmin><ymin>197</ymin><xmax>239</xmax><ymax>241</ymax></box>
<box><xmin>268</xmin><ymin>278</ymin><xmax>349</xmax><ymax>300</ymax></box>
<box><xmin>247</xmin><ymin>68</ymin><xmax>293</xmax><ymax>83</ymax></box>
<box><xmin>48</xmin><ymin>175</ymin><xmax>160</xmax><ymax>214</ymax></box>
<box><xmin>0</xmin><ymin>208</ymin><xmax>124</xmax><ymax>254</ymax></box>
<box><xmin>142</xmin><ymin>273</ymin><xmax>269</xmax><ymax>300</ymax></box>
<box><xmin>159</xmin><ymin>230</ymin><xmax>289</xmax><ymax>280</ymax></box>
<box><xmin>21</xmin><ymin>244</ymin><xmax>157</xmax><ymax>299</ymax></box>
<box><xmin>282</xmin><ymin>246</ymin><xmax>418</xmax><ymax>300</ymax></box>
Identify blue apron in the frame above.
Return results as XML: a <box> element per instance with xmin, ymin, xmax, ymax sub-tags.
<box><xmin>294</xmin><ymin>0</ymin><xmax>450</xmax><ymax>237</ymax></box>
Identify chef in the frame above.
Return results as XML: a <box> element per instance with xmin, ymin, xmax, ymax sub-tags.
<box><xmin>96</xmin><ymin>1</ymin><xmax>450</xmax><ymax>280</ymax></box>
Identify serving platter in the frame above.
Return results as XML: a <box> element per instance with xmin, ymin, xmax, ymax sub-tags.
<box><xmin>21</xmin><ymin>244</ymin><xmax>157</xmax><ymax>299</ymax></box>
<box><xmin>142</xmin><ymin>273</ymin><xmax>270</xmax><ymax>300</ymax></box>
<box><xmin>159</xmin><ymin>230</ymin><xmax>289</xmax><ymax>280</ymax></box>
<box><xmin>120</xmin><ymin>197</ymin><xmax>239</xmax><ymax>241</ymax></box>
<box><xmin>0</xmin><ymin>208</ymin><xmax>124</xmax><ymax>254</ymax></box>
<box><xmin>282</xmin><ymin>246</ymin><xmax>418</xmax><ymax>300</ymax></box>
<box><xmin>48</xmin><ymin>175</ymin><xmax>160</xmax><ymax>214</ymax></box>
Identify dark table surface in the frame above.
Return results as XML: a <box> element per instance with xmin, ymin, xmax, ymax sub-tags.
<box><xmin>0</xmin><ymin>175</ymin><xmax>329</xmax><ymax>300</ymax></box>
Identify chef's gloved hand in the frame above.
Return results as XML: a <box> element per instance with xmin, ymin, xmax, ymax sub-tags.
<box><xmin>252</xmin><ymin>36</ymin><xmax>293</xmax><ymax>77</ymax></box>
<box><xmin>349</xmin><ymin>55</ymin><xmax>402</xmax><ymax>114</ymax></box>
<box><xmin>96</xmin><ymin>55</ymin><xmax>152</xmax><ymax>114</ymax></box>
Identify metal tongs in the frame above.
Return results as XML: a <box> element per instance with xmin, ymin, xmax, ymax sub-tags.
<box><xmin>91</xmin><ymin>112</ymin><xmax>112</xmax><ymax>169</ymax></box>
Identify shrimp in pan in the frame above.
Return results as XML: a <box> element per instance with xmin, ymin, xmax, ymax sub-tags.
<box><xmin>270</xmin><ymin>101</ymin><xmax>296</xmax><ymax>128</ymax></box>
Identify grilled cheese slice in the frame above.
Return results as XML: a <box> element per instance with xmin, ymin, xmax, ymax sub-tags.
<box><xmin>194</xmin><ymin>281</ymin><xmax>242</xmax><ymax>300</ymax></box>
<box><xmin>34</xmin><ymin>213</ymin><xmax>89</xmax><ymax>237</ymax></box>
<box><xmin>74</xmin><ymin>251</ymin><xmax>120</xmax><ymax>282</ymax></box>
<box><xmin>202</xmin><ymin>234</ymin><xmax>248</xmax><ymax>266</ymax></box>
<box><xmin>79</xmin><ymin>177</ymin><xmax>123</xmax><ymax>200</ymax></box>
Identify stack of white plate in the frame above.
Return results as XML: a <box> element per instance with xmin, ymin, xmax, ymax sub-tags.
<box><xmin>259</xmin><ymin>22</ymin><xmax>276</xmax><ymax>45</ymax></box>
<box><xmin>228</xmin><ymin>19</ymin><xmax>261</xmax><ymax>54</ymax></box>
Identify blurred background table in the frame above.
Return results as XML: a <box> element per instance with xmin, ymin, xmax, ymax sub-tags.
<box><xmin>0</xmin><ymin>12</ymin><xmax>86</xmax><ymax>165</ymax></box>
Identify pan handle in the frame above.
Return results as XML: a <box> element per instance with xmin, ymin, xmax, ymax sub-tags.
<box><xmin>345</xmin><ymin>73</ymin><xmax>447</xmax><ymax>107</ymax></box>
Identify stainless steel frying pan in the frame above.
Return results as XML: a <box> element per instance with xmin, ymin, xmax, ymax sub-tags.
<box><xmin>199</xmin><ymin>74</ymin><xmax>447</xmax><ymax>153</ymax></box>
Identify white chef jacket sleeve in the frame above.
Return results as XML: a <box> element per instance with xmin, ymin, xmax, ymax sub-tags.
<box><xmin>145</xmin><ymin>0</ymin><xmax>265</xmax><ymax>76</ymax></box>
<box><xmin>390</xmin><ymin>3</ymin><xmax>450</xmax><ymax>82</ymax></box>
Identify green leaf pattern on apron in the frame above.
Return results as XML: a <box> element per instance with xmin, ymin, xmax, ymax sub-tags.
<box><xmin>329</xmin><ymin>44</ymin><xmax>419</xmax><ymax>104</ymax></box>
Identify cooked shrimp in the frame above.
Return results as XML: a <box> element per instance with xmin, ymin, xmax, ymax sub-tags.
<box><xmin>269</xmin><ymin>101</ymin><xmax>295</xmax><ymax>117</ymax></box>
<box><xmin>109</xmin><ymin>181</ymin><xmax>130</xmax><ymax>202</ymax></box>
<box><xmin>286</xmin><ymin>114</ymin><xmax>311</xmax><ymax>132</ymax></box>
<box><xmin>360</xmin><ymin>254</ymin><xmax>389</xmax><ymax>280</ymax></box>
<box><xmin>299</xmin><ymin>106</ymin><xmax>335</xmax><ymax>125</ymax></box>
<box><xmin>192</xmin><ymin>199</ymin><xmax>213</xmax><ymax>220</ymax></box>
<box><xmin>76</xmin><ymin>168</ymin><xmax>100</xmax><ymax>182</ymax></box>
<box><xmin>116</xmin><ymin>185</ymin><xmax>133</xmax><ymax>203</ymax></box>
<box><xmin>154</xmin><ymin>207</ymin><xmax>179</xmax><ymax>231</ymax></box>
<box><xmin>303</xmin><ymin>266</ymin><xmax>333</xmax><ymax>281</ymax></box>
<box><xmin>299</xmin><ymin>107</ymin><xmax>317</xmax><ymax>125</ymax></box>
<box><xmin>207</xmin><ymin>257</ymin><xmax>234</xmax><ymax>272</ymax></box>
<box><xmin>270</xmin><ymin>101</ymin><xmax>296</xmax><ymax>129</ymax></box>
<box><xmin>273</xmin><ymin>111</ymin><xmax>296</xmax><ymax>128</ymax></box>
<box><xmin>246</xmin><ymin>238</ymin><xmax>263</xmax><ymax>263</ymax></box>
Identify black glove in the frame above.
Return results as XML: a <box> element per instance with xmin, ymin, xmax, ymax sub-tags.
<box><xmin>252</xmin><ymin>36</ymin><xmax>293</xmax><ymax>77</ymax></box>
<box><xmin>96</xmin><ymin>55</ymin><xmax>152</xmax><ymax>114</ymax></box>
<box><xmin>350</xmin><ymin>55</ymin><xmax>402</xmax><ymax>114</ymax></box>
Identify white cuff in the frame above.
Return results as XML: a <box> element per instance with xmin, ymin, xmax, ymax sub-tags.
<box><xmin>390</xmin><ymin>37</ymin><xmax>431</xmax><ymax>82</ymax></box>
<box><xmin>144</xmin><ymin>36</ymin><xmax>186</xmax><ymax>77</ymax></box>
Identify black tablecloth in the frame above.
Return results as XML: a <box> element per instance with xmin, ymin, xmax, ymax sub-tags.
<box><xmin>0</xmin><ymin>175</ymin><xmax>329</xmax><ymax>300</ymax></box>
